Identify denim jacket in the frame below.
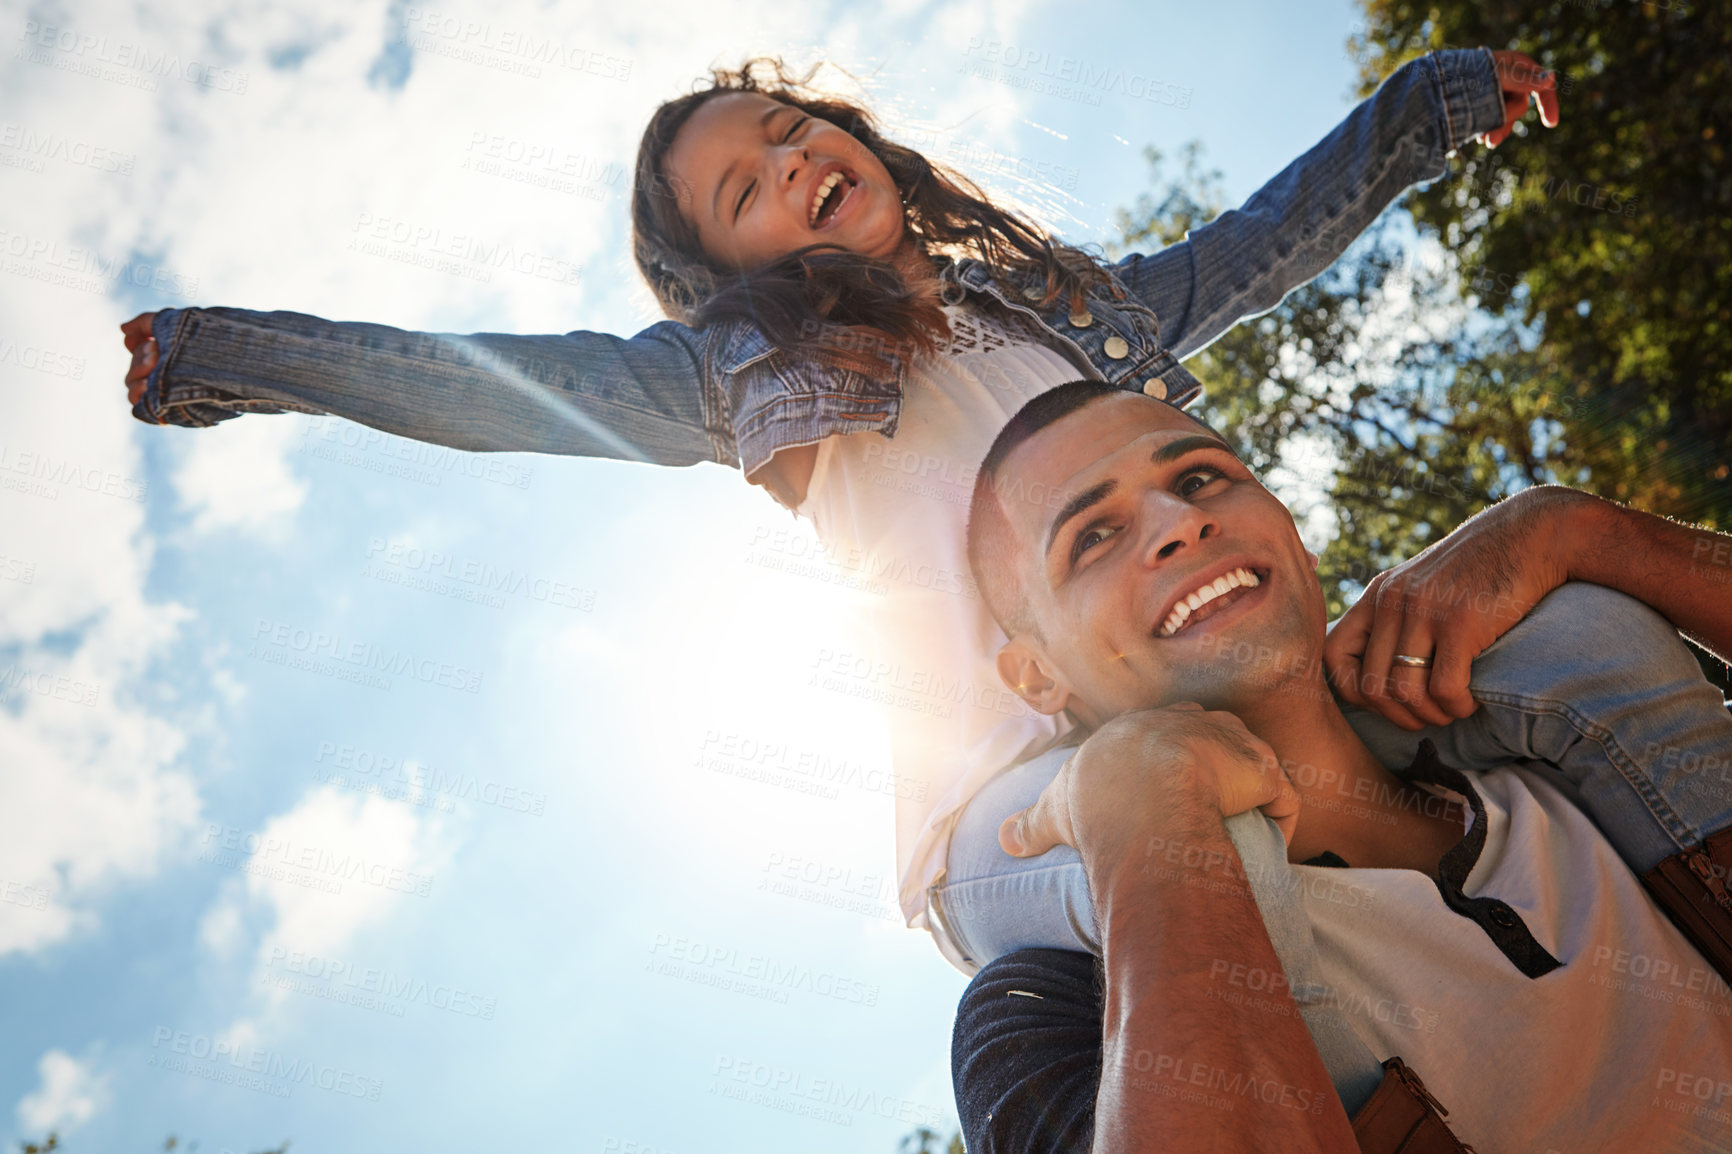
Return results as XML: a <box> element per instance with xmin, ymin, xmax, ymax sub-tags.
<box><xmin>138</xmin><ymin>49</ymin><xmax>1502</xmax><ymax>508</ymax></box>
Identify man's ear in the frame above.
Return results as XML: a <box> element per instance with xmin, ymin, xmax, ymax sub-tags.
<box><xmin>997</xmin><ymin>636</ymin><xmax>1076</xmax><ymax>717</ymax></box>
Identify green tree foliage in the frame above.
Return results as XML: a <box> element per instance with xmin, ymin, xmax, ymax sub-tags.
<box><xmin>897</xmin><ymin>1125</ymin><xmax>964</xmax><ymax>1154</ymax></box>
<box><xmin>1348</xmin><ymin>0</ymin><xmax>1731</xmax><ymax>526</ymax></box>
<box><xmin>17</xmin><ymin>1134</ymin><xmax>286</xmax><ymax>1154</ymax></box>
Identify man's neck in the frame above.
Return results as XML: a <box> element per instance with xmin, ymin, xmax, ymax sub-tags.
<box><xmin>1231</xmin><ymin>691</ymin><xmax>1468</xmax><ymax>878</ymax></box>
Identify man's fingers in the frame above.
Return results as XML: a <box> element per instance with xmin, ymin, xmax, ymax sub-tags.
<box><xmin>999</xmin><ymin>803</ymin><xmax>1063</xmax><ymax>859</ymax></box>
<box><xmin>1323</xmin><ymin>600</ymin><xmax>1374</xmax><ymax>706</ymax></box>
<box><xmin>1355</xmin><ymin>594</ymin><xmax>1429</xmax><ymax>731</ymax></box>
<box><xmin>1357</xmin><ymin>583</ymin><xmax>1405</xmax><ymax>704</ymax></box>
<box><xmin>1261</xmin><ymin>787</ymin><xmax>1301</xmax><ymax>848</ymax></box>
<box><xmin>1388</xmin><ymin>615</ymin><xmax>1454</xmax><ymax>729</ymax></box>
<box><xmin>1430</xmin><ymin>635</ymin><xmax>1478</xmax><ymax>720</ymax></box>
<box><xmin>1327</xmin><ymin>654</ymin><xmax>1366</xmax><ymax>705</ymax></box>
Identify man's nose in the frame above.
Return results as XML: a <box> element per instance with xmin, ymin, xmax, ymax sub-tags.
<box><xmin>1139</xmin><ymin>491</ymin><xmax>1217</xmax><ymax>565</ymax></box>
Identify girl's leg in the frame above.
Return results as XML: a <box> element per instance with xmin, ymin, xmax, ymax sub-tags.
<box><xmin>934</xmin><ymin>742</ymin><xmax>1388</xmax><ymax>1115</ymax></box>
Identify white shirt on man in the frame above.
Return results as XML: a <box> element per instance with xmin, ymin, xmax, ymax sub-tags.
<box><xmin>1297</xmin><ymin>764</ymin><xmax>1732</xmax><ymax>1152</ymax></box>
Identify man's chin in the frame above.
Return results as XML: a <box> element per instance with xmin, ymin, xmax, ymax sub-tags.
<box><xmin>1150</xmin><ymin>636</ymin><xmax>1327</xmax><ymax>712</ymax></box>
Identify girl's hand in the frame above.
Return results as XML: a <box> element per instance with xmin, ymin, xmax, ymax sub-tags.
<box><xmin>1477</xmin><ymin>50</ymin><xmax>1560</xmax><ymax>148</ymax></box>
<box><xmin>121</xmin><ymin>312</ymin><xmax>160</xmax><ymax>414</ymax></box>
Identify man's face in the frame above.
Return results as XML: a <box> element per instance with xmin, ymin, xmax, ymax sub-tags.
<box><xmin>995</xmin><ymin>395</ymin><xmax>1326</xmax><ymax>725</ymax></box>
<box><xmin>663</xmin><ymin>92</ymin><xmax>906</xmax><ymax>272</ymax></box>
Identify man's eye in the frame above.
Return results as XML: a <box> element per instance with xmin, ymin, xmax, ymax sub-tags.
<box><xmin>1177</xmin><ymin>467</ymin><xmax>1224</xmax><ymax>497</ymax></box>
<box><xmin>1072</xmin><ymin>524</ymin><xmax>1119</xmax><ymax>565</ymax></box>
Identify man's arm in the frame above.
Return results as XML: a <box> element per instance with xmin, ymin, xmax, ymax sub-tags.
<box><xmin>1091</xmin><ymin>809</ymin><xmax>1355</xmax><ymax>1152</ymax></box>
<box><xmin>990</xmin><ymin>707</ymin><xmax>1357</xmax><ymax>1152</ymax></box>
<box><xmin>1562</xmin><ymin>492</ymin><xmax>1732</xmax><ymax>662</ymax></box>
<box><xmin>1326</xmin><ymin>484</ymin><xmax>1732</xmax><ymax>729</ymax></box>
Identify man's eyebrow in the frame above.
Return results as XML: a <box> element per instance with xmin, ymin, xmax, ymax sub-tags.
<box><xmin>1040</xmin><ymin>434</ymin><xmax>1237</xmax><ymax>561</ymax></box>
<box><xmin>711</xmin><ymin>104</ymin><xmax>788</xmax><ymax>224</ymax></box>
<box><xmin>1044</xmin><ymin>479</ymin><xmax>1117</xmax><ymax>561</ymax></box>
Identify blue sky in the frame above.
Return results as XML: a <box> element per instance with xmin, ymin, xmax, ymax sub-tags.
<box><xmin>0</xmin><ymin>0</ymin><xmax>1383</xmax><ymax>1148</ymax></box>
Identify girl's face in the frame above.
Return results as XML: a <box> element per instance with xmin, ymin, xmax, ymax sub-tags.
<box><xmin>663</xmin><ymin>92</ymin><xmax>906</xmax><ymax>272</ymax></box>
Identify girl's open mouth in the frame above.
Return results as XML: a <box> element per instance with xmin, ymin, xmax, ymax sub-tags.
<box><xmin>811</xmin><ymin>171</ymin><xmax>859</xmax><ymax>229</ymax></box>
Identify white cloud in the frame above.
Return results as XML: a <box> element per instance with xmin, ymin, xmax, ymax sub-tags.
<box><xmin>199</xmin><ymin>785</ymin><xmax>450</xmax><ymax>985</ymax></box>
<box><xmin>0</xmin><ymin>372</ymin><xmax>201</xmax><ymax>959</ymax></box>
<box><xmin>14</xmin><ymin>1050</ymin><xmax>110</xmax><ymax>1135</ymax></box>
<box><xmin>170</xmin><ymin>416</ymin><xmax>309</xmax><ymax>537</ymax></box>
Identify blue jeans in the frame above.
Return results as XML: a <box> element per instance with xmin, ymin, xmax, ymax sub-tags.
<box><xmin>933</xmin><ymin>582</ymin><xmax>1732</xmax><ymax>1115</ymax></box>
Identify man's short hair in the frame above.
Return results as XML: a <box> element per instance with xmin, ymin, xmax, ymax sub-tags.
<box><xmin>965</xmin><ymin>382</ymin><xmax>1222</xmax><ymax>640</ymax></box>
<box><xmin>966</xmin><ymin>381</ymin><xmax>1125</xmax><ymax>640</ymax></box>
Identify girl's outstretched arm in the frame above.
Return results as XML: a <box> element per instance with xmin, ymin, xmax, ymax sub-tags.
<box><xmin>1113</xmin><ymin>48</ymin><xmax>1543</xmax><ymax>361</ymax></box>
<box><xmin>122</xmin><ymin>305</ymin><xmax>725</xmax><ymax>469</ymax></box>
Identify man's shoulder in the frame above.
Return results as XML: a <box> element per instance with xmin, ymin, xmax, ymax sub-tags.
<box><xmin>952</xmin><ymin>948</ymin><xmax>1103</xmax><ymax>1154</ymax></box>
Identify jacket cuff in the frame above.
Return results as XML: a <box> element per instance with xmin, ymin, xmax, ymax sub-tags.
<box><xmin>1429</xmin><ymin>47</ymin><xmax>1505</xmax><ymax>156</ymax></box>
<box><xmin>136</xmin><ymin>306</ymin><xmax>312</xmax><ymax>429</ymax></box>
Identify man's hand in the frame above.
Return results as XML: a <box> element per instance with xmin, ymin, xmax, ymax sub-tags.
<box><xmin>121</xmin><ymin>312</ymin><xmax>160</xmax><ymax>413</ymax></box>
<box><xmin>1476</xmin><ymin>50</ymin><xmax>1560</xmax><ymax>148</ymax></box>
<box><xmin>999</xmin><ymin>703</ymin><xmax>1300</xmax><ymax>869</ymax></box>
<box><xmin>1324</xmin><ymin>487</ymin><xmax>1583</xmax><ymax>731</ymax></box>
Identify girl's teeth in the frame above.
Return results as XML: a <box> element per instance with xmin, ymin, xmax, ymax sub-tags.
<box><xmin>810</xmin><ymin>171</ymin><xmax>846</xmax><ymax>226</ymax></box>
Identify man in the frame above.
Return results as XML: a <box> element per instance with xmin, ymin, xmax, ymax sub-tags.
<box><xmin>949</xmin><ymin>381</ymin><xmax>1732</xmax><ymax>1151</ymax></box>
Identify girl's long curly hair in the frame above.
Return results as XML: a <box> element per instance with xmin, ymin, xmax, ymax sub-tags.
<box><xmin>631</xmin><ymin>56</ymin><xmax>1119</xmax><ymax>377</ymax></box>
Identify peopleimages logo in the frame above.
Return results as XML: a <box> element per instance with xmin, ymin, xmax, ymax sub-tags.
<box><xmin>264</xmin><ymin>946</ymin><xmax>498</xmax><ymax>1019</ymax></box>
<box><xmin>711</xmin><ymin>1057</ymin><xmax>945</xmax><ymax>1129</ymax></box>
<box><xmin>147</xmin><ymin>1028</ymin><xmax>382</xmax><ymax>1100</ymax></box>
<box><xmin>200</xmin><ymin>823</ymin><xmax>434</xmax><ymax>898</ymax></box>
<box><xmin>18</xmin><ymin>21</ymin><xmax>250</xmax><ymax>93</ymax></box>
<box><xmin>248</xmin><ymin>618</ymin><xmax>484</xmax><ymax>695</ymax></box>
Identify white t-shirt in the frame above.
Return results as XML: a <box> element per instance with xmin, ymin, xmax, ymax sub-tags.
<box><xmin>794</xmin><ymin>299</ymin><xmax>1089</xmax><ymax>931</ymax></box>
<box><xmin>1296</xmin><ymin>765</ymin><xmax>1732</xmax><ymax>1152</ymax></box>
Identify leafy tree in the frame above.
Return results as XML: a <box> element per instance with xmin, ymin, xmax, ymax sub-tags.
<box><xmin>17</xmin><ymin>1134</ymin><xmax>286</xmax><ymax>1154</ymax></box>
<box><xmin>897</xmin><ymin>1126</ymin><xmax>964</xmax><ymax>1154</ymax></box>
<box><xmin>1347</xmin><ymin>0</ymin><xmax>1731</xmax><ymax>528</ymax></box>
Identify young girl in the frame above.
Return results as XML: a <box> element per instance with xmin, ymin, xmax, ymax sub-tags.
<box><xmin>122</xmin><ymin>46</ymin><xmax>1731</xmax><ymax>1100</ymax></box>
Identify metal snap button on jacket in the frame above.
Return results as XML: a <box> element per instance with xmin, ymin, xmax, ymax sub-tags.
<box><xmin>1068</xmin><ymin>311</ymin><xmax>1093</xmax><ymax>328</ymax></box>
<box><xmin>1103</xmin><ymin>335</ymin><xmax>1130</xmax><ymax>359</ymax></box>
<box><xmin>1142</xmin><ymin>378</ymin><xmax>1167</xmax><ymax>399</ymax></box>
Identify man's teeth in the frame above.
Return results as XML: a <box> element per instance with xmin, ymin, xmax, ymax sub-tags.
<box><xmin>1158</xmin><ymin>567</ymin><xmax>1261</xmax><ymax>637</ymax></box>
<box><xmin>810</xmin><ymin>171</ymin><xmax>847</xmax><ymax>227</ymax></box>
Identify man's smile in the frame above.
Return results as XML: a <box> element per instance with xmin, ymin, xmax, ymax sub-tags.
<box><xmin>1154</xmin><ymin>565</ymin><xmax>1270</xmax><ymax>639</ymax></box>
